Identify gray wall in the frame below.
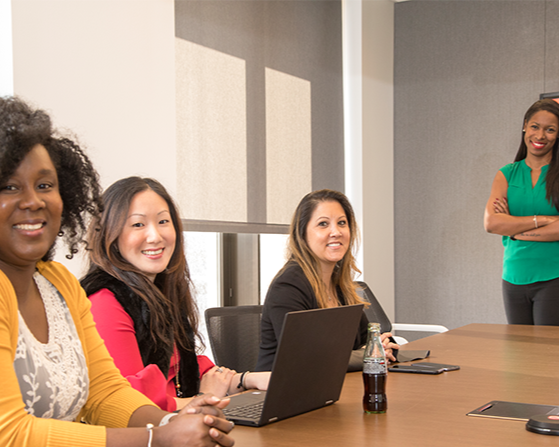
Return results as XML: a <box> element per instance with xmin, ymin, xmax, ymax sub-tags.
<box><xmin>393</xmin><ymin>0</ymin><xmax>559</xmax><ymax>330</ymax></box>
<box><xmin>175</xmin><ymin>1</ymin><xmax>344</xmax><ymax>227</ymax></box>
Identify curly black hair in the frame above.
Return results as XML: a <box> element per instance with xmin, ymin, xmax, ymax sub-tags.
<box><xmin>0</xmin><ymin>96</ymin><xmax>103</xmax><ymax>260</ymax></box>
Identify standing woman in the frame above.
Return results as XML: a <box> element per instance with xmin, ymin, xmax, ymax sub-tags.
<box><xmin>485</xmin><ymin>99</ymin><xmax>559</xmax><ymax>325</ymax></box>
<box><xmin>81</xmin><ymin>177</ymin><xmax>269</xmax><ymax>412</ymax></box>
<box><xmin>0</xmin><ymin>96</ymin><xmax>234</xmax><ymax>446</ymax></box>
<box><xmin>255</xmin><ymin>189</ymin><xmax>398</xmax><ymax>371</ymax></box>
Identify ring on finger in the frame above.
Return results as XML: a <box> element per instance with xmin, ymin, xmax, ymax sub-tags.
<box><xmin>216</xmin><ymin>367</ymin><xmax>223</xmax><ymax>373</ymax></box>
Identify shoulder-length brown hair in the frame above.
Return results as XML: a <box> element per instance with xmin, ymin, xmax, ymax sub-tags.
<box><xmin>85</xmin><ymin>176</ymin><xmax>199</xmax><ymax>352</ymax></box>
<box><xmin>283</xmin><ymin>189</ymin><xmax>365</xmax><ymax>309</ymax></box>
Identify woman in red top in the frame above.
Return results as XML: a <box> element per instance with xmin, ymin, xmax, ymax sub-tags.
<box><xmin>81</xmin><ymin>177</ymin><xmax>269</xmax><ymax>412</ymax></box>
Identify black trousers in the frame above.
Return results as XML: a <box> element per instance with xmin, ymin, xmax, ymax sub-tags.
<box><xmin>502</xmin><ymin>277</ymin><xmax>559</xmax><ymax>325</ymax></box>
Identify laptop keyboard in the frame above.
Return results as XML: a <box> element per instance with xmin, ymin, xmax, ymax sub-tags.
<box><xmin>224</xmin><ymin>401</ymin><xmax>264</xmax><ymax>419</ymax></box>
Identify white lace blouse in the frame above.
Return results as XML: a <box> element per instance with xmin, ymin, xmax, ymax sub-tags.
<box><xmin>13</xmin><ymin>272</ymin><xmax>89</xmax><ymax>421</ymax></box>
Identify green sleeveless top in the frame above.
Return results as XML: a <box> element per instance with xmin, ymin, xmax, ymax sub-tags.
<box><xmin>500</xmin><ymin>159</ymin><xmax>559</xmax><ymax>284</ymax></box>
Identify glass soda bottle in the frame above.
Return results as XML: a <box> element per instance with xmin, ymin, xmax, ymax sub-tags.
<box><xmin>363</xmin><ymin>322</ymin><xmax>387</xmax><ymax>414</ymax></box>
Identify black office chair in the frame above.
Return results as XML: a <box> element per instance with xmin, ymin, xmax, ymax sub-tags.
<box><xmin>204</xmin><ymin>305</ymin><xmax>263</xmax><ymax>372</ymax></box>
<box><xmin>348</xmin><ymin>282</ymin><xmax>393</xmax><ymax>371</ymax></box>
<box><xmin>356</xmin><ymin>281</ymin><xmax>392</xmax><ymax>334</ymax></box>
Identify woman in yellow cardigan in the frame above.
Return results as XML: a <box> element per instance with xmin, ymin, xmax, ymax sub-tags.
<box><xmin>0</xmin><ymin>96</ymin><xmax>235</xmax><ymax>447</ymax></box>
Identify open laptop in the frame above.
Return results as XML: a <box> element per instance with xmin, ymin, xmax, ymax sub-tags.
<box><xmin>223</xmin><ymin>304</ymin><xmax>364</xmax><ymax>426</ymax></box>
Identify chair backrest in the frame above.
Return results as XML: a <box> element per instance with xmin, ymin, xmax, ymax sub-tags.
<box><xmin>355</xmin><ymin>281</ymin><xmax>392</xmax><ymax>334</ymax></box>
<box><xmin>204</xmin><ymin>305</ymin><xmax>263</xmax><ymax>372</ymax></box>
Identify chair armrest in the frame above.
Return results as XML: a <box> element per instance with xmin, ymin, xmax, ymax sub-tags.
<box><xmin>392</xmin><ymin>323</ymin><xmax>448</xmax><ymax>333</ymax></box>
<box><xmin>392</xmin><ymin>335</ymin><xmax>409</xmax><ymax>345</ymax></box>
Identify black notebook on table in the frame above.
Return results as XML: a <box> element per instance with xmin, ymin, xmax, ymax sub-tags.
<box><xmin>223</xmin><ymin>304</ymin><xmax>364</xmax><ymax>427</ymax></box>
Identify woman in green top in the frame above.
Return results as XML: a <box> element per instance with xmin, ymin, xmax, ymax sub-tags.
<box><xmin>484</xmin><ymin>99</ymin><xmax>559</xmax><ymax>325</ymax></box>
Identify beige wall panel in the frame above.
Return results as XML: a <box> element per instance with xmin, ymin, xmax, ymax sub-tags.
<box><xmin>265</xmin><ymin>68</ymin><xmax>312</xmax><ymax>225</ymax></box>
<box><xmin>176</xmin><ymin>38</ymin><xmax>247</xmax><ymax>222</ymax></box>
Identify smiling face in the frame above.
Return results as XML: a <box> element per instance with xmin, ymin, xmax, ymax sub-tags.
<box><xmin>523</xmin><ymin>110</ymin><xmax>559</xmax><ymax>162</ymax></box>
<box><xmin>117</xmin><ymin>189</ymin><xmax>176</xmax><ymax>282</ymax></box>
<box><xmin>305</xmin><ymin>200</ymin><xmax>350</xmax><ymax>274</ymax></box>
<box><xmin>0</xmin><ymin>144</ymin><xmax>63</xmax><ymax>272</ymax></box>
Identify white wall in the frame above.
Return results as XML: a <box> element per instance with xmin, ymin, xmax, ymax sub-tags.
<box><xmin>0</xmin><ymin>0</ymin><xmax>13</xmax><ymax>96</ymax></box>
<box><xmin>344</xmin><ymin>0</ymin><xmax>395</xmax><ymax>320</ymax></box>
<box><xmin>10</xmin><ymin>0</ymin><xmax>396</xmax><ymax>306</ymax></box>
<box><xmin>362</xmin><ymin>1</ymin><xmax>395</xmax><ymax>321</ymax></box>
<box><xmin>342</xmin><ymin>0</ymin><xmax>364</xmax><ymax>271</ymax></box>
<box><xmin>11</xmin><ymin>0</ymin><xmax>176</xmax><ymax>277</ymax></box>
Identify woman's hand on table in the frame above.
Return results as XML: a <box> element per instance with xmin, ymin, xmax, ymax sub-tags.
<box><xmin>381</xmin><ymin>332</ymin><xmax>399</xmax><ymax>363</ymax></box>
<box><xmin>199</xmin><ymin>366</ymin><xmax>236</xmax><ymax>397</ymax></box>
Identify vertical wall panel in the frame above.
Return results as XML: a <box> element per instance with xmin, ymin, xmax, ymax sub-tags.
<box><xmin>394</xmin><ymin>1</ymin><xmax>550</xmax><ymax>330</ymax></box>
<box><xmin>265</xmin><ymin>68</ymin><xmax>312</xmax><ymax>225</ymax></box>
<box><xmin>176</xmin><ymin>39</ymin><xmax>248</xmax><ymax>222</ymax></box>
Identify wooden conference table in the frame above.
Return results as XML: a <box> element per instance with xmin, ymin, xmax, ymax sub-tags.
<box><xmin>232</xmin><ymin>323</ymin><xmax>559</xmax><ymax>446</ymax></box>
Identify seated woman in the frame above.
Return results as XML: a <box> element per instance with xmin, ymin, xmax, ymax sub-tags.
<box><xmin>0</xmin><ymin>96</ymin><xmax>234</xmax><ymax>447</ymax></box>
<box><xmin>81</xmin><ymin>177</ymin><xmax>269</xmax><ymax>412</ymax></box>
<box><xmin>255</xmin><ymin>189</ymin><xmax>398</xmax><ymax>371</ymax></box>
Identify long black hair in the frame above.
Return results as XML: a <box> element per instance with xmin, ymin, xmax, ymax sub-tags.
<box><xmin>514</xmin><ymin>99</ymin><xmax>559</xmax><ymax>211</ymax></box>
<box><xmin>83</xmin><ymin>177</ymin><xmax>200</xmax><ymax>353</ymax></box>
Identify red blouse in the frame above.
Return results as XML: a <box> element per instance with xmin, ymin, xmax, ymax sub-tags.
<box><xmin>89</xmin><ymin>288</ymin><xmax>214</xmax><ymax>411</ymax></box>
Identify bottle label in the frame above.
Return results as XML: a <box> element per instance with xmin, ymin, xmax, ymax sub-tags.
<box><xmin>363</xmin><ymin>359</ymin><xmax>386</xmax><ymax>374</ymax></box>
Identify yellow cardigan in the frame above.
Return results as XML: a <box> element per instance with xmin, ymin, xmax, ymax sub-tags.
<box><xmin>0</xmin><ymin>261</ymin><xmax>157</xmax><ymax>447</ymax></box>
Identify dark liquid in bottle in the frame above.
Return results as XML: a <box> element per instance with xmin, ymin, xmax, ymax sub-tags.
<box><xmin>363</xmin><ymin>372</ymin><xmax>387</xmax><ymax>413</ymax></box>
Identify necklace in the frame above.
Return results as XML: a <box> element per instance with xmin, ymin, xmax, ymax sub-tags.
<box><xmin>327</xmin><ymin>285</ymin><xmax>339</xmax><ymax>306</ymax></box>
<box><xmin>173</xmin><ymin>346</ymin><xmax>183</xmax><ymax>398</ymax></box>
